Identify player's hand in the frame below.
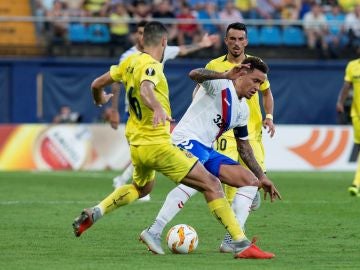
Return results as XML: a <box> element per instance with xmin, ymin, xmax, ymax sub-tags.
<box><xmin>225</xmin><ymin>64</ymin><xmax>251</xmax><ymax>80</ymax></box>
<box><xmin>94</xmin><ymin>91</ymin><xmax>113</xmax><ymax>107</ymax></box>
<box><xmin>198</xmin><ymin>33</ymin><xmax>220</xmax><ymax>48</ymax></box>
<box><xmin>109</xmin><ymin>109</ymin><xmax>120</xmax><ymax>130</ymax></box>
<box><xmin>259</xmin><ymin>175</ymin><xmax>281</xmax><ymax>202</ymax></box>
<box><xmin>153</xmin><ymin>107</ymin><xmax>173</xmax><ymax>127</ymax></box>
<box><xmin>263</xmin><ymin>118</ymin><xmax>275</xmax><ymax>138</ymax></box>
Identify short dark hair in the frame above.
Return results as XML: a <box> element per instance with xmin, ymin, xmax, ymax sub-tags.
<box><xmin>143</xmin><ymin>21</ymin><xmax>168</xmax><ymax>46</ymax></box>
<box><xmin>226</xmin><ymin>22</ymin><xmax>247</xmax><ymax>36</ymax></box>
<box><xmin>242</xmin><ymin>56</ymin><xmax>269</xmax><ymax>74</ymax></box>
<box><xmin>137</xmin><ymin>20</ymin><xmax>147</xmax><ymax>29</ymax></box>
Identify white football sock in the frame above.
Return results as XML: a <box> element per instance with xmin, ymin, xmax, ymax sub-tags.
<box><xmin>148</xmin><ymin>184</ymin><xmax>198</xmax><ymax>236</ymax></box>
<box><xmin>232</xmin><ymin>186</ymin><xmax>258</xmax><ymax>230</ymax></box>
<box><xmin>114</xmin><ymin>162</ymin><xmax>134</xmax><ymax>186</ymax></box>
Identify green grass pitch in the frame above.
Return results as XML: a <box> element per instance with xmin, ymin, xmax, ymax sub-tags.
<box><xmin>0</xmin><ymin>171</ymin><xmax>359</xmax><ymax>270</ymax></box>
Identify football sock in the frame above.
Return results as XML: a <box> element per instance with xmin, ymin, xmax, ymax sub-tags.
<box><xmin>97</xmin><ymin>184</ymin><xmax>139</xmax><ymax>215</ymax></box>
<box><xmin>148</xmin><ymin>184</ymin><xmax>197</xmax><ymax>236</ymax></box>
<box><xmin>353</xmin><ymin>152</ymin><xmax>360</xmax><ymax>188</ymax></box>
<box><xmin>207</xmin><ymin>197</ymin><xmax>246</xmax><ymax>241</ymax></box>
<box><xmin>232</xmin><ymin>186</ymin><xmax>258</xmax><ymax>229</ymax></box>
<box><xmin>224</xmin><ymin>184</ymin><xmax>237</xmax><ymax>205</ymax></box>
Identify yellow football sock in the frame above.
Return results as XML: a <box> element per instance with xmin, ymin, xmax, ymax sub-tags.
<box><xmin>353</xmin><ymin>154</ymin><xmax>360</xmax><ymax>187</ymax></box>
<box><xmin>224</xmin><ymin>184</ymin><xmax>237</xmax><ymax>205</ymax></box>
<box><xmin>207</xmin><ymin>197</ymin><xmax>245</xmax><ymax>241</ymax></box>
<box><xmin>98</xmin><ymin>184</ymin><xmax>140</xmax><ymax>215</ymax></box>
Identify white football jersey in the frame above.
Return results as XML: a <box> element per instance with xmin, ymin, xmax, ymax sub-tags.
<box><xmin>172</xmin><ymin>79</ymin><xmax>249</xmax><ymax>148</ymax></box>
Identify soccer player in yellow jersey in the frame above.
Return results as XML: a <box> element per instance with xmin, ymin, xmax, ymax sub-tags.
<box><xmin>72</xmin><ymin>21</ymin><xmax>275</xmax><ymax>259</ymax></box>
<box><xmin>140</xmin><ymin>23</ymin><xmax>277</xmax><ymax>255</ymax></box>
<box><xmin>336</xmin><ymin>57</ymin><xmax>360</xmax><ymax>196</ymax></box>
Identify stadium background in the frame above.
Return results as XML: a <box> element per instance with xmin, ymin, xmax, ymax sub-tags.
<box><xmin>1</xmin><ymin>0</ymin><xmax>359</xmax><ymax>172</ymax></box>
<box><xmin>1</xmin><ymin>1</ymin><xmax>360</xmax><ymax>269</ymax></box>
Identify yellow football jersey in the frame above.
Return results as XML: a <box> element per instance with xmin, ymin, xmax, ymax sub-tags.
<box><xmin>205</xmin><ymin>54</ymin><xmax>270</xmax><ymax>141</ymax></box>
<box><xmin>110</xmin><ymin>52</ymin><xmax>172</xmax><ymax>145</ymax></box>
<box><xmin>344</xmin><ymin>58</ymin><xmax>360</xmax><ymax>117</ymax></box>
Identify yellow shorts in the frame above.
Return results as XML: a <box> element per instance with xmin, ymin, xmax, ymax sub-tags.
<box><xmin>129</xmin><ymin>143</ymin><xmax>198</xmax><ymax>187</ymax></box>
<box><xmin>215</xmin><ymin>134</ymin><xmax>265</xmax><ymax>203</ymax></box>
<box><xmin>352</xmin><ymin>115</ymin><xmax>360</xmax><ymax>144</ymax></box>
<box><xmin>215</xmin><ymin>135</ymin><xmax>266</xmax><ymax>172</ymax></box>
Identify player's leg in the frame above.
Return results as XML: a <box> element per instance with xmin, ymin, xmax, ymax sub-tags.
<box><xmin>113</xmin><ymin>161</ymin><xmax>151</xmax><ymax>201</ymax></box>
<box><xmin>141</xmin><ymin>143</ymin><xmax>273</xmax><ymax>258</ymax></box>
<box><xmin>72</xmin><ymin>145</ymin><xmax>153</xmax><ymax>237</ymax></box>
<box><xmin>219</xmin><ymin>140</ymin><xmax>266</xmax><ymax>252</ymax></box>
<box><xmin>142</xmin><ymin>143</ymin><xmax>249</xmax><ymax>253</ymax></box>
<box><xmin>112</xmin><ymin>160</ymin><xmax>133</xmax><ymax>188</ymax></box>
<box><xmin>147</xmin><ymin>184</ymin><xmax>198</xmax><ymax>236</ymax></box>
<box><xmin>349</xmin><ymin>116</ymin><xmax>360</xmax><ymax>196</ymax></box>
<box><xmin>146</xmin><ymin>139</ymin><xmax>216</xmax><ymax>237</ymax></box>
<box><xmin>181</xmin><ymin>162</ymin><xmax>274</xmax><ymax>259</ymax></box>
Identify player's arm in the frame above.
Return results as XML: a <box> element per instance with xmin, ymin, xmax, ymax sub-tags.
<box><xmin>91</xmin><ymin>71</ymin><xmax>114</xmax><ymax>107</ymax></box>
<box><xmin>336</xmin><ymin>81</ymin><xmax>352</xmax><ymax>113</ymax></box>
<box><xmin>140</xmin><ymin>80</ymin><xmax>173</xmax><ymax>127</ymax></box>
<box><xmin>189</xmin><ymin>64</ymin><xmax>250</xmax><ymax>83</ymax></box>
<box><xmin>177</xmin><ymin>33</ymin><xmax>219</xmax><ymax>56</ymax></box>
<box><xmin>234</xmin><ymin>126</ymin><xmax>281</xmax><ymax>202</ymax></box>
<box><xmin>108</xmin><ymin>83</ymin><xmax>121</xmax><ymax>129</ymax></box>
<box><xmin>262</xmin><ymin>87</ymin><xmax>275</xmax><ymax>137</ymax></box>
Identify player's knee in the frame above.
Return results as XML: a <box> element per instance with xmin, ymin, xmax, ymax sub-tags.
<box><xmin>205</xmin><ymin>174</ymin><xmax>223</xmax><ymax>193</ymax></box>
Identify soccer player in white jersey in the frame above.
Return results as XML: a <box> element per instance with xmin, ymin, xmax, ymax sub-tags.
<box><xmin>109</xmin><ymin>21</ymin><xmax>219</xmax><ymax>199</ymax></box>
<box><xmin>139</xmin><ymin>56</ymin><xmax>281</xmax><ymax>256</ymax></box>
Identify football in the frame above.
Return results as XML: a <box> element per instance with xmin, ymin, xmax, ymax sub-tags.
<box><xmin>166</xmin><ymin>224</ymin><xmax>198</xmax><ymax>254</ymax></box>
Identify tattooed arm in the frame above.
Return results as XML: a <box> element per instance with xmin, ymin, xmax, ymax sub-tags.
<box><xmin>188</xmin><ymin>68</ymin><xmax>226</xmax><ymax>83</ymax></box>
<box><xmin>189</xmin><ymin>64</ymin><xmax>250</xmax><ymax>83</ymax></box>
<box><xmin>236</xmin><ymin>138</ymin><xmax>264</xmax><ymax>180</ymax></box>
<box><xmin>236</xmin><ymin>137</ymin><xmax>282</xmax><ymax>202</ymax></box>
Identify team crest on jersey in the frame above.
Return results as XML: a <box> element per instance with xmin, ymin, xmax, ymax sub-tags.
<box><xmin>184</xmin><ymin>150</ymin><xmax>194</xmax><ymax>158</ymax></box>
<box><xmin>145</xmin><ymin>68</ymin><xmax>155</xmax><ymax>76</ymax></box>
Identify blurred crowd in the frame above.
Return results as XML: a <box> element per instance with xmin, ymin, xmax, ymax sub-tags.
<box><xmin>34</xmin><ymin>0</ymin><xmax>360</xmax><ymax>58</ymax></box>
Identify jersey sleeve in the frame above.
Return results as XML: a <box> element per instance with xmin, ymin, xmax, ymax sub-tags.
<box><xmin>205</xmin><ymin>61</ymin><xmax>215</xmax><ymax>70</ymax></box>
<box><xmin>139</xmin><ymin>62</ymin><xmax>161</xmax><ymax>86</ymax></box>
<box><xmin>259</xmin><ymin>77</ymin><xmax>270</xmax><ymax>91</ymax></box>
<box><xmin>110</xmin><ymin>64</ymin><xmax>122</xmax><ymax>82</ymax></box>
<box><xmin>200</xmin><ymin>79</ymin><xmax>224</xmax><ymax>96</ymax></box>
<box><xmin>163</xmin><ymin>46</ymin><xmax>180</xmax><ymax>62</ymax></box>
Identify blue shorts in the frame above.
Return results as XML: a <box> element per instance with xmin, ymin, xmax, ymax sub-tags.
<box><xmin>177</xmin><ymin>140</ymin><xmax>238</xmax><ymax>177</ymax></box>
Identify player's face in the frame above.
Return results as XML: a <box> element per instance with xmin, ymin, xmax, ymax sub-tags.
<box><xmin>236</xmin><ymin>69</ymin><xmax>265</xmax><ymax>99</ymax></box>
<box><xmin>224</xmin><ymin>28</ymin><xmax>248</xmax><ymax>58</ymax></box>
<box><xmin>136</xmin><ymin>26</ymin><xmax>145</xmax><ymax>50</ymax></box>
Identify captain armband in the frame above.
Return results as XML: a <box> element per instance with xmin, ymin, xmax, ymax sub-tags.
<box><xmin>233</xmin><ymin>125</ymin><xmax>248</xmax><ymax>139</ymax></box>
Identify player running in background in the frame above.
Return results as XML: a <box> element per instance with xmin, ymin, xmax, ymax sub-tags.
<box><xmin>140</xmin><ymin>56</ymin><xmax>281</xmax><ymax>257</ymax></box>
<box><xmin>336</xmin><ymin>57</ymin><xmax>360</xmax><ymax>196</ymax></box>
<box><xmin>142</xmin><ymin>22</ymin><xmax>277</xmax><ymax>253</ymax></box>
<box><xmin>72</xmin><ymin>21</ymin><xmax>274</xmax><ymax>259</ymax></box>
<box><xmin>110</xmin><ymin>21</ymin><xmax>219</xmax><ymax>200</ymax></box>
